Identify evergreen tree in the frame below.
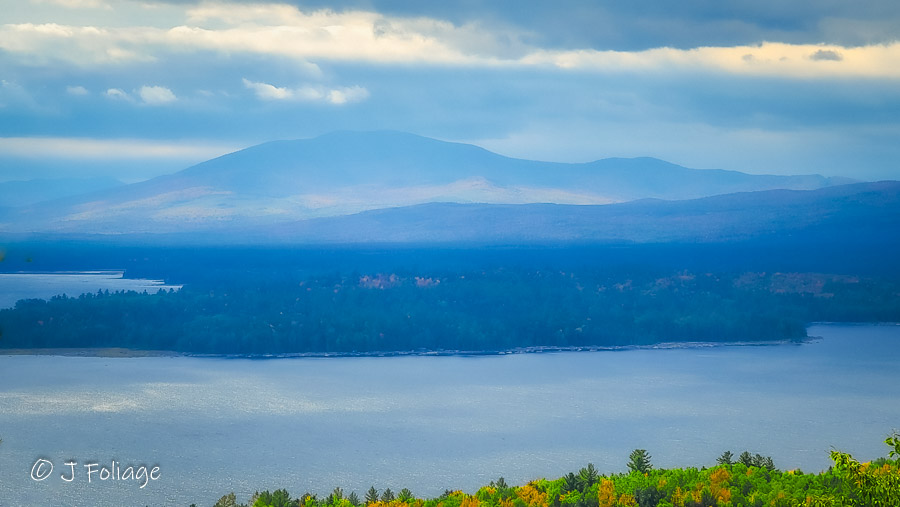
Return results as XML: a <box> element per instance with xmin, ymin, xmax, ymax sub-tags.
<box><xmin>576</xmin><ymin>463</ymin><xmax>598</xmax><ymax>492</ymax></box>
<box><xmin>627</xmin><ymin>449</ymin><xmax>652</xmax><ymax>474</ymax></box>
<box><xmin>716</xmin><ymin>451</ymin><xmax>734</xmax><ymax>465</ymax></box>
<box><xmin>214</xmin><ymin>492</ymin><xmax>238</xmax><ymax>507</ymax></box>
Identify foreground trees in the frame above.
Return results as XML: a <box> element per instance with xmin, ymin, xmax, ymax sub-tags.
<box><xmin>212</xmin><ymin>436</ymin><xmax>900</xmax><ymax>507</ymax></box>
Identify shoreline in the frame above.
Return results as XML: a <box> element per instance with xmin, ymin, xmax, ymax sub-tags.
<box><xmin>3</xmin><ymin>323</ymin><xmax>895</xmax><ymax>359</ymax></box>
<box><xmin>0</xmin><ymin>338</ymin><xmax>813</xmax><ymax>359</ymax></box>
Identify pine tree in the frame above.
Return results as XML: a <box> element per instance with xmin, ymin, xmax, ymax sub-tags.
<box><xmin>627</xmin><ymin>449</ymin><xmax>652</xmax><ymax>474</ymax></box>
<box><xmin>365</xmin><ymin>487</ymin><xmax>379</xmax><ymax>505</ymax></box>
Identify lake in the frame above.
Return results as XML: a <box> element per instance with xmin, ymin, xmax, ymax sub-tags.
<box><xmin>0</xmin><ymin>271</ymin><xmax>182</xmax><ymax>309</ymax></box>
<box><xmin>0</xmin><ymin>324</ymin><xmax>898</xmax><ymax>506</ymax></box>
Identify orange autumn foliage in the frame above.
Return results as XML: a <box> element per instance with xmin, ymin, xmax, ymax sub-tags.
<box><xmin>709</xmin><ymin>467</ymin><xmax>732</xmax><ymax>504</ymax></box>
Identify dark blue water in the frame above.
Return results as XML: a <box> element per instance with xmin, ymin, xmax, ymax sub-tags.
<box><xmin>0</xmin><ymin>324</ymin><xmax>897</xmax><ymax>506</ymax></box>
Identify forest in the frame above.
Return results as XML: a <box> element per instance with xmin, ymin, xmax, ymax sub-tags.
<box><xmin>204</xmin><ymin>435</ymin><xmax>900</xmax><ymax>507</ymax></box>
<box><xmin>1</xmin><ymin>263</ymin><xmax>899</xmax><ymax>354</ymax></box>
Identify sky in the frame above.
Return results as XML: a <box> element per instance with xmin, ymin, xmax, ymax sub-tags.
<box><xmin>1</xmin><ymin>0</ymin><xmax>899</xmax><ymax>183</ymax></box>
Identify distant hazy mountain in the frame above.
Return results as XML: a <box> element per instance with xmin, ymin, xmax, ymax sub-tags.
<box><xmin>0</xmin><ymin>176</ymin><xmax>123</xmax><ymax>208</ymax></box>
<box><xmin>1</xmin><ymin>131</ymin><xmax>855</xmax><ymax>234</ymax></box>
<box><xmin>253</xmin><ymin>180</ymin><xmax>900</xmax><ymax>244</ymax></box>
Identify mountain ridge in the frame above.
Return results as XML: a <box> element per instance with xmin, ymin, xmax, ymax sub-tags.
<box><xmin>0</xmin><ymin>130</ymin><xmax>860</xmax><ymax>235</ymax></box>
<box><xmin>246</xmin><ymin>180</ymin><xmax>899</xmax><ymax>244</ymax></box>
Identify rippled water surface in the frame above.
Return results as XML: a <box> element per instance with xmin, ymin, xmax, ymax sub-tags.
<box><xmin>0</xmin><ymin>324</ymin><xmax>898</xmax><ymax>506</ymax></box>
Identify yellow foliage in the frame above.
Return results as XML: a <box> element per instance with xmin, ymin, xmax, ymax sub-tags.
<box><xmin>515</xmin><ymin>483</ymin><xmax>548</xmax><ymax>507</ymax></box>
<box><xmin>709</xmin><ymin>467</ymin><xmax>732</xmax><ymax>504</ymax></box>
<box><xmin>458</xmin><ymin>496</ymin><xmax>479</xmax><ymax>507</ymax></box>
<box><xmin>716</xmin><ymin>488</ymin><xmax>731</xmax><ymax>504</ymax></box>
<box><xmin>690</xmin><ymin>488</ymin><xmax>702</xmax><ymax>503</ymax></box>
<box><xmin>710</xmin><ymin>467</ymin><xmax>732</xmax><ymax>485</ymax></box>
<box><xmin>597</xmin><ymin>479</ymin><xmax>616</xmax><ymax>507</ymax></box>
<box><xmin>616</xmin><ymin>493</ymin><xmax>637</xmax><ymax>507</ymax></box>
<box><xmin>671</xmin><ymin>486</ymin><xmax>684</xmax><ymax>507</ymax></box>
<box><xmin>499</xmin><ymin>497</ymin><xmax>514</xmax><ymax>507</ymax></box>
<box><xmin>803</xmin><ymin>494</ymin><xmax>836</xmax><ymax>507</ymax></box>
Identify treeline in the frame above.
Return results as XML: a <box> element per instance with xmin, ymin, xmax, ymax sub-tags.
<box><xmin>1</xmin><ymin>267</ymin><xmax>899</xmax><ymax>354</ymax></box>
<box><xmin>204</xmin><ymin>435</ymin><xmax>900</xmax><ymax>507</ymax></box>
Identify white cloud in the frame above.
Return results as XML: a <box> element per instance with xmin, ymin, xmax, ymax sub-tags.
<box><xmin>522</xmin><ymin>42</ymin><xmax>900</xmax><ymax>78</ymax></box>
<box><xmin>0</xmin><ymin>136</ymin><xmax>239</xmax><ymax>160</ymax></box>
<box><xmin>104</xmin><ymin>87</ymin><xmax>130</xmax><ymax>100</ymax></box>
<box><xmin>327</xmin><ymin>86</ymin><xmax>369</xmax><ymax>105</ymax></box>
<box><xmin>66</xmin><ymin>85</ymin><xmax>88</xmax><ymax>95</ymax></box>
<box><xmin>138</xmin><ymin>85</ymin><xmax>176</xmax><ymax>105</ymax></box>
<box><xmin>0</xmin><ymin>23</ymin><xmax>157</xmax><ymax>66</ymax></box>
<box><xmin>242</xmin><ymin>78</ymin><xmax>293</xmax><ymax>100</ymax></box>
<box><xmin>31</xmin><ymin>0</ymin><xmax>111</xmax><ymax>9</ymax></box>
<box><xmin>242</xmin><ymin>78</ymin><xmax>369</xmax><ymax>105</ymax></box>
<box><xmin>3</xmin><ymin>3</ymin><xmax>900</xmax><ymax>79</ymax></box>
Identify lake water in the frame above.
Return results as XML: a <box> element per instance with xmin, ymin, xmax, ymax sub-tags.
<box><xmin>0</xmin><ymin>271</ymin><xmax>182</xmax><ymax>309</ymax></box>
<box><xmin>0</xmin><ymin>324</ymin><xmax>898</xmax><ymax>506</ymax></box>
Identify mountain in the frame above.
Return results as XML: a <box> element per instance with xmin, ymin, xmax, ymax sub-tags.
<box><xmin>245</xmin><ymin>180</ymin><xmax>900</xmax><ymax>244</ymax></box>
<box><xmin>0</xmin><ymin>131</ymin><xmax>853</xmax><ymax>235</ymax></box>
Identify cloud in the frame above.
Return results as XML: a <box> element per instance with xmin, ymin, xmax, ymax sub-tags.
<box><xmin>31</xmin><ymin>0</ymin><xmax>111</xmax><ymax>8</ymax></box>
<box><xmin>242</xmin><ymin>79</ymin><xmax>369</xmax><ymax>105</ymax></box>
<box><xmin>809</xmin><ymin>49</ymin><xmax>843</xmax><ymax>62</ymax></box>
<box><xmin>1</xmin><ymin>5</ymin><xmax>899</xmax><ymax>81</ymax></box>
<box><xmin>327</xmin><ymin>86</ymin><xmax>369</xmax><ymax>105</ymax></box>
<box><xmin>105</xmin><ymin>88</ymin><xmax>130</xmax><ymax>100</ymax></box>
<box><xmin>0</xmin><ymin>136</ymin><xmax>238</xmax><ymax>160</ymax></box>
<box><xmin>0</xmin><ymin>79</ymin><xmax>32</xmax><ymax>108</ymax></box>
<box><xmin>139</xmin><ymin>85</ymin><xmax>176</xmax><ymax>104</ymax></box>
<box><xmin>522</xmin><ymin>43</ymin><xmax>900</xmax><ymax>78</ymax></box>
<box><xmin>0</xmin><ymin>23</ymin><xmax>157</xmax><ymax>66</ymax></box>
<box><xmin>242</xmin><ymin>79</ymin><xmax>293</xmax><ymax>100</ymax></box>
<box><xmin>66</xmin><ymin>85</ymin><xmax>89</xmax><ymax>95</ymax></box>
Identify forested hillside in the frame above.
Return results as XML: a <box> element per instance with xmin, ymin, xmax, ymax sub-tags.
<box><xmin>2</xmin><ymin>267</ymin><xmax>898</xmax><ymax>354</ymax></box>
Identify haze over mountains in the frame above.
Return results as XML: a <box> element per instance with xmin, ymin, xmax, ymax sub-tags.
<box><xmin>2</xmin><ymin>130</ymin><xmax>893</xmax><ymax>245</ymax></box>
<box><xmin>0</xmin><ymin>176</ymin><xmax>123</xmax><ymax>208</ymax></box>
